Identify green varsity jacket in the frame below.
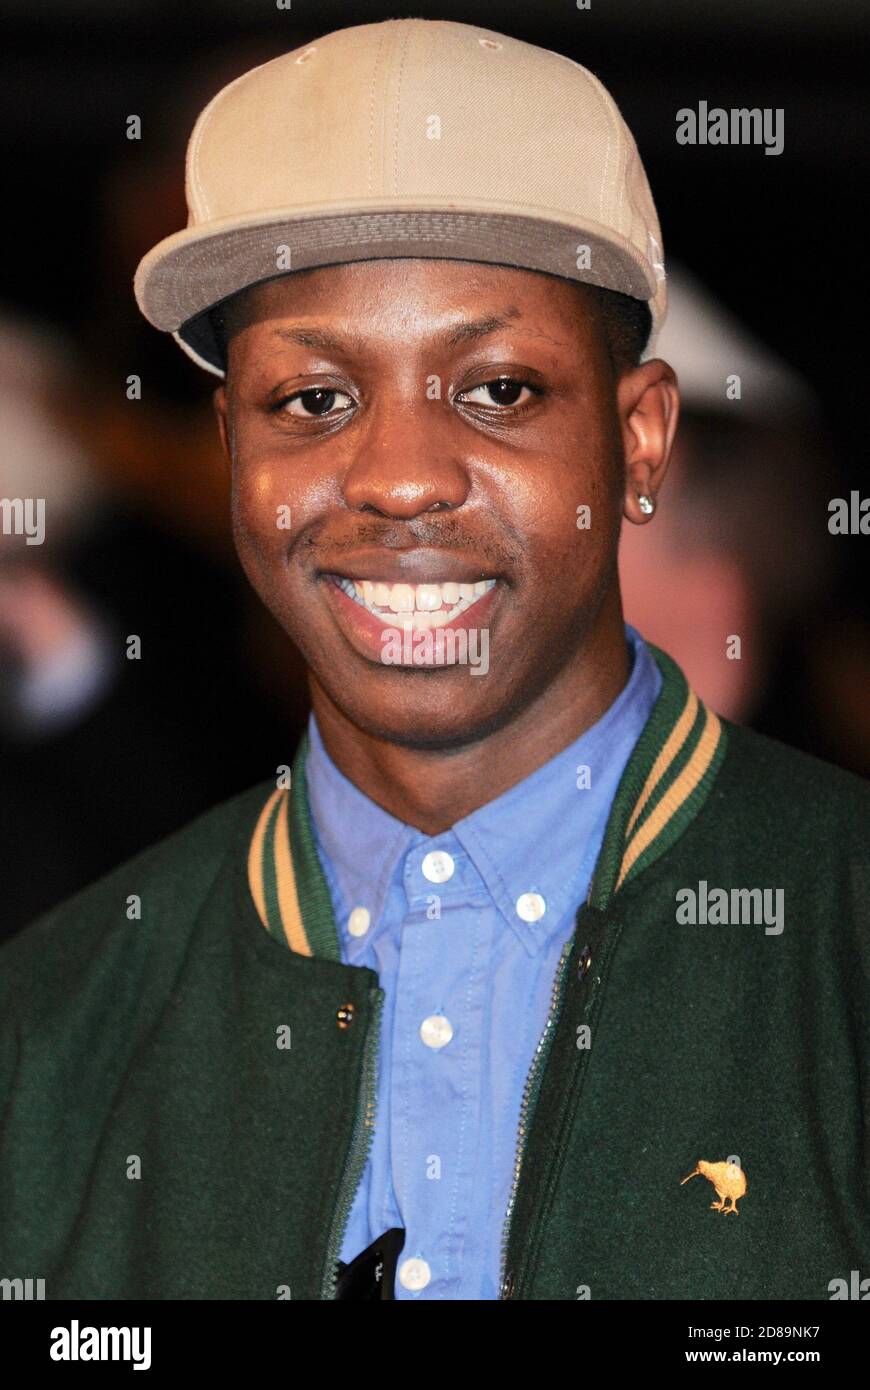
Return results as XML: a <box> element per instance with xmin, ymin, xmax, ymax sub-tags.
<box><xmin>1</xmin><ymin>647</ymin><xmax>868</xmax><ymax>1300</ymax></box>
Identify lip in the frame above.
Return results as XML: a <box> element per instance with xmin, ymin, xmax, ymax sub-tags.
<box><xmin>321</xmin><ymin>572</ymin><xmax>502</xmax><ymax>667</ymax></box>
<box><xmin>316</xmin><ymin>547</ymin><xmax>501</xmax><ymax>587</ymax></box>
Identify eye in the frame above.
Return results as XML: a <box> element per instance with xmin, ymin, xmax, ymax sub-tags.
<box><xmin>278</xmin><ymin>387</ymin><xmax>355</xmax><ymax>418</ymax></box>
<box><xmin>456</xmin><ymin>377</ymin><xmax>538</xmax><ymax>409</ymax></box>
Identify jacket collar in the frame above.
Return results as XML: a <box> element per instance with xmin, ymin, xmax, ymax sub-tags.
<box><xmin>247</xmin><ymin>644</ymin><xmax>727</xmax><ymax>960</ymax></box>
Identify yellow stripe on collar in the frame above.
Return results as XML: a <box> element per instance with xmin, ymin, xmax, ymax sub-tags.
<box><xmin>617</xmin><ymin>700</ymin><xmax>722</xmax><ymax>890</ymax></box>
<box><xmin>624</xmin><ymin>687</ymin><xmax>700</xmax><ymax>842</ymax></box>
<box><xmin>246</xmin><ymin>786</ymin><xmax>277</xmax><ymax>927</ymax></box>
<box><xmin>248</xmin><ymin>786</ymin><xmax>312</xmax><ymax>956</ymax></box>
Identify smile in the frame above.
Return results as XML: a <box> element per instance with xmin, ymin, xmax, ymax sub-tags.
<box><xmin>326</xmin><ymin>576</ymin><xmax>497</xmax><ymax>629</ymax></box>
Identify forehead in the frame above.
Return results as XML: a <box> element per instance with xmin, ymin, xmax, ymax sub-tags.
<box><xmin>221</xmin><ymin>258</ymin><xmax>601</xmax><ymax>349</ymax></box>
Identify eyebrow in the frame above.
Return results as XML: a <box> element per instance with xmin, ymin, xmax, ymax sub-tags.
<box><xmin>441</xmin><ymin>309</ymin><xmax>522</xmax><ymax>348</ymax></box>
<box><xmin>271</xmin><ymin>309</ymin><xmax>523</xmax><ymax>356</ymax></box>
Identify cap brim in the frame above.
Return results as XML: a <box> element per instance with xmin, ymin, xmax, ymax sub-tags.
<box><xmin>134</xmin><ymin>202</ymin><xmax>663</xmax><ymax>377</ymax></box>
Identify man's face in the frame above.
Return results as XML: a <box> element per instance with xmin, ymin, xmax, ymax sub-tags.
<box><xmin>215</xmin><ymin>259</ymin><xmax>634</xmax><ymax>749</ymax></box>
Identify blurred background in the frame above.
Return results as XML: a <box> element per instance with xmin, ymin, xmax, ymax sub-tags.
<box><xmin>1</xmin><ymin>0</ymin><xmax>867</xmax><ymax>939</ymax></box>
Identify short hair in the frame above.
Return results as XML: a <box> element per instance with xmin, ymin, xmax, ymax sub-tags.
<box><xmin>209</xmin><ymin>274</ymin><xmax>651</xmax><ymax>375</ymax></box>
<box><xmin>584</xmin><ymin>283</ymin><xmax>652</xmax><ymax>373</ymax></box>
<box><xmin>209</xmin><ymin>299</ymin><xmax>232</xmax><ymax>368</ymax></box>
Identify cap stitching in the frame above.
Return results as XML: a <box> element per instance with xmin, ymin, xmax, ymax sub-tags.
<box><xmin>160</xmin><ymin>213</ymin><xmax>654</xmax><ymax>349</ymax></box>
<box><xmin>149</xmin><ymin>209</ymin><xmax>655</xmax><ymax>323</ymax></box>
<box><xmin>599</xmin><ymin>121</ymin><xmax>612</xmax><ymax>226</ymax></box>
<box><xmin>367</xmin><ymin>30</ymin><xmax>387</xmax><ymax>198</ymax></box>
<box><xmin>392</xmin><ymin>24</ymin><xmax>412</xmax><ymax>198</ymax></box>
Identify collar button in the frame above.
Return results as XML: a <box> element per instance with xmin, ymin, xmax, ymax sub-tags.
<box><xmin>516</xmin><ymin>892</ymin><xmax>546</xmax><ymax>923</ymax></box>
<box><xmin>422</xmin><ymin>850</ymin><xmax>455</xmax><ymax>883</ymax></box>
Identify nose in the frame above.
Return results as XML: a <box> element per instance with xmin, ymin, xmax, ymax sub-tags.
<box><xmin>341</xmin><ymin>398</ymin><xmax>471</xmax><ymax>519</ymax></box>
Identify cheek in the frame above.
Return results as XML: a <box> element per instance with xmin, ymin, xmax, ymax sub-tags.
<box><xmin>497</xmin><ymin>433</ymin><xmax>623</xmax><ymax>590</ymax></box>
<box><xmin>229</xmin><ymin>447</ymin><xmax>317</xmax><ymax>581</ymax></box>
<box><xmin>231</xmin><ymin>460</ymin><xmax>282</xmax><ymax>552</ymax></box>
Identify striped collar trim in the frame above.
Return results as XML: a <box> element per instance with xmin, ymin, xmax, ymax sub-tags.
<box><xmin>588</xmin><ymin>645</ymin><xmax>727</xmax><ymax>909</ymax></box>
<box><xmin>247</xmin><ymin>748</ymin><xmax>342</xmax><ymax>961</ymax></box>
<box><xmin>247</xmin><ymin>644</ymin><xmax>727</xmax><ymax>957</ymax></box>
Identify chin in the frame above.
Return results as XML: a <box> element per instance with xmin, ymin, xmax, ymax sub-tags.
<box><xmin>314</xmin><ymin>664</ymin><xmax>522</xmax><ymax>752</ymax></box>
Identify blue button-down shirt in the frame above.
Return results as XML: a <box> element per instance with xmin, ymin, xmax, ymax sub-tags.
<box><xmin>306</xmin><ymin>625</ymin><xmax>660</xmax><ymax>1299</ymax></box>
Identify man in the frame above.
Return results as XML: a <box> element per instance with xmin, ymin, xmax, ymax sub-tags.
<box><xmin>1</xmin><ymin>18</ymin><xmax>867</xmax><ymax>1301</ymax></box>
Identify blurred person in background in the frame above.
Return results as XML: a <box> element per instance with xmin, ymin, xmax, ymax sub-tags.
<box><xmin>0</xmin><ymin>312</ymin><xmax>293</xmax><ymax>939</ymax></box>
<box><xmin>619</xmin><ymin>263</ymin><xmax>832</xmax><ymax>723</ymax></box>
<box><xmin>620</xmin><ymin>265</ymin><xmax>870</xmax><ymax>774</ymax></box>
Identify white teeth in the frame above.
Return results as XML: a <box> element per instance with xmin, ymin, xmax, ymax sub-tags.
<box><xmin>331</xmin><ymin>575</ymin><xmax>497</xmax><ymax>624</ymax></box>
<box><xmin>388</xmin><ymin>583</ymin><xmax>415</xmax><ymax>613</ymax></box>
<box><xmin>415</xmin><ymin>584</ymin><xmax>442</xmax><ymax>612</ymax></box>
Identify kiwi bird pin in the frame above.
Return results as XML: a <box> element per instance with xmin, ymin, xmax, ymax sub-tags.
<box><xmin>680</xmin><ymin>1159</ymin><xmax>747</xmax><ymax>1214</ymax></box>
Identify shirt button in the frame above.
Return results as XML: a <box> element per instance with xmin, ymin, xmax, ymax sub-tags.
<box><xmin>421</xmin><ymin>850</ymin><xmax>455</xmax><ymax>883</ymax></box>
<box><xmin>399</xmin><ymin>1257</ymin><xmax>431</xmax><ymax>1291</ymax></box>
<box><xmin>420</xmin><ymin>1014</ymin><xmax>454</xmax><ymax>1049</ymax></box>
<box><xmin>347</xmin><ymin>906</ymin><xmax>370</xmax><ymax>937</ymax></box>
<box><xmin>516</xmin><ymin>892</ymin><xmax>546</xmax><ymax>923</ymax></box>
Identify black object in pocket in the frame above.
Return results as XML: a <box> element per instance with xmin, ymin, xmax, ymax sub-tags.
<box><xmin>334</xmin><ymin>1227</ymin><xmax>406</xmax><ymax>1300</ymax></box>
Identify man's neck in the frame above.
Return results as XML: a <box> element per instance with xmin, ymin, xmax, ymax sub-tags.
<box><xmin>309</xmin><ymin>611</ymin><xmax>632</xmax><ymax>837</ymax></box>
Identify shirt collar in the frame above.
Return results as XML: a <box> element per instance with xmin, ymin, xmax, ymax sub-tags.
<box><xmin>305</xmin><ymin>626</ymin><xmax>661</xmax><ymax>957</ymax></box>
<box><xmin>451</xmin><ymin>625</ymin><xmax>660</xmax><ymax>952</ymax></box>
<box><xmin>305</xmin><ymin>717</ymin><xmax>415</xmax><ymax>941</ymax></box>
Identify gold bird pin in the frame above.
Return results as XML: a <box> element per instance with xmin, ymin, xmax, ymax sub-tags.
<box><xmin>680</xmin><ymin>1159</ymin><xmax>747</xmax><ymax>1214</ymax></box>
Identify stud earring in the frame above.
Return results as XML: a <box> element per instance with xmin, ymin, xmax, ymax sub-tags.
<box><xmin>637</xmin><ymin>494</ymin><xmax>655</xmax><ymax>516</ymax></box>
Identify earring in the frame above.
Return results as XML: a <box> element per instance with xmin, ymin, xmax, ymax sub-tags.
<box><xmin>637</xmin><ymin>494</ymin><xmax>655</xmax><ymax>516</ymax></box>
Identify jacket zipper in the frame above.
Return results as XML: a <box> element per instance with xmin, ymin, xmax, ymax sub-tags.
<box><xmin>320</xmin><ymin>984</ymin><xmax>386</xmax><ymax>1299</ymax></box>
<box><xmin>498</xmin><ymin>934</ymin><xmax>575</xmax><ymax>1299</ymax></box>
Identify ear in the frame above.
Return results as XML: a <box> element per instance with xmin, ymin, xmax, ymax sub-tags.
<box><xmin>616</xmin><ymin>359</ymin><xmax>680</xmax><ymax>526</ymax></box>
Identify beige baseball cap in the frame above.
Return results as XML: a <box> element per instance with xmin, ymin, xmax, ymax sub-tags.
<box><xmin>134</xmin><ymin>17</ymin><xmax>667</xmax><ymax>378</ymax></box>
